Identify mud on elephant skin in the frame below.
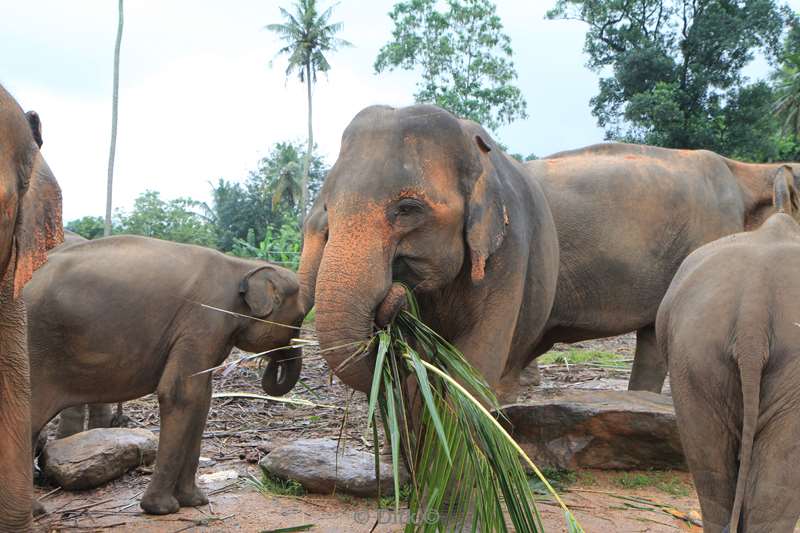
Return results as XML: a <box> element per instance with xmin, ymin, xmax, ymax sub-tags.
<box><xmin>524</xmin><ymin>143</ymin><xmax>800</xmax><ymax>394</ymax></box>
<box><xmin>297</xmin><ymin>104</ymin><xmax>559</xmax><ymax>402</ymax></box>
<box><xmin>657</xmin><ymin>167</ymin><xmax>800</xmax><ymax>533</ymax></box>
<box><xmin>0</xmin><ymin>85</ymin><xmax>63</xmax><ymax>532</ymax></box>
<box><xmin>25</xmin><ymin>235</ymin><xmax>304</xmax><ymax>515</ymax></box>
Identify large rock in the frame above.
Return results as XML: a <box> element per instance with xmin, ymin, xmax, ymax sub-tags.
<box><xmin>42</xmin><ymin>428</ymin><xmax>158</xmax><ymax>490</ymax></box>
<box><xmin>261</xmin><ymin>438</ymin><xmax>408</xmax><ymax>497</ymax></box>
<box><xmin>502</xmin><ymin>390</ymin><xmax>685</xmax><ymax>470</ymax></box>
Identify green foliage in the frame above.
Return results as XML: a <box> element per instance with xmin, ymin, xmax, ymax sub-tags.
<box><xmin>375</xmin><ymin>0</ymin><xmax>527</xmax><ymax>130</ymax></box>
<box><xmin>774</xmin><ymin>22</ymin><xmax>800</xmax><ymax>138</ymax></box>
<box><xmin>538</xmin><ymin>349</ymin><xmax>628</xmax><ymax>367</ymax></box>
<box><xmin>614</xmin><ymin>471</ymin><xmax>691</xmax><ymax>497</ymax></box>
<box><xmin>209</xmin><ymin>141</ymin><xmax>326</xmax><ymax>253</ymax></box>
<box><xmin>548</xmin><ymin>0</ymin><xmax>794</xmax><ymax>161</ymax></box>
<box><xmin>248</xmin><ymin>469</ymin><xmax>306</xmax><ymax>496</ymax></box>
<box><xmin>370</xmin><ymin>288</ymin><xmax>583</xmax><ymax>532</ymax></box>
<box><xmin>115</xmin><ymin>190</ymin><xmax>217</xmax><ymax>247</ymax></box>
<box><xmin>65</xmin><ymin>216</ymin><xmax>106</xmax><ymax>240</ymax></box>
<box><xmin>231</xmin><ymin>224</ymin><xmax>303</xmax><ymax>270</ymax></box>
<box><xmin>529</xmin><ymin>468</ymin><xmax>578</xmax><ymax>495</ymax></box>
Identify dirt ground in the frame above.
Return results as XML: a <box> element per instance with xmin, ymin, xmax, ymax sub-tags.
<box><xmin>33</xmin><ymin>330</ymin><xmax>707</xmax><ymax>532</ymax></box>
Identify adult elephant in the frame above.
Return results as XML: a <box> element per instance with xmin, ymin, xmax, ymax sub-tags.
<box><xmin>26</xmin><ymin>235</ymin><xmax>304</xmax><ymax>514</ymax></box>
<box><xmin>296</xmin><ymin>104</ymin><xmax>559</xmax><ymax>399</ymax></box>
<box><xmin>521</xmin><ymin>143</ymin><xmax>800</xmax><ymax>393</ymax></box>
<box><xmin>0</xmin><ymin>85</ymin><xmax>63</xmax><ymax>532</ymax></box>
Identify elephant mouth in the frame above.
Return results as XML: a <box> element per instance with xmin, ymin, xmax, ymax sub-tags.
<box><xmin>375</xmin><ymin>283</ymin><xmax>409</xmax><ymax>328</ymax></box>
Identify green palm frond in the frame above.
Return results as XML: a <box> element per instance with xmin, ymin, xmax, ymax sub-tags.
<box><xmin>370</xmin><ymin>286</ymin><xmax>583</xmax><ymax>532</ymax></box>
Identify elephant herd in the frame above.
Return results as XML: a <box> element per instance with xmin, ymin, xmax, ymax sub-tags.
<box><xmin>1</xmin><ymin>85</ymin><xmax>799</xmax><ymax>532</ymax></box>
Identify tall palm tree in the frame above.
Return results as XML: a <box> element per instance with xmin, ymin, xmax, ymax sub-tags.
<box><xmin>105</xmin><ymin>0</ymin><xmax>124</xmax><ymax>237</ymax></box>
<box><xmin>266</xmin><ymin>0</ymin><xmax>350</xmax><ymax>227</ymax></box>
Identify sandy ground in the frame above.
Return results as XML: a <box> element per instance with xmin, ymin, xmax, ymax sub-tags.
<box><xmin>33</xmin><ymin>332</ymin><xmax>709</xmax><ymax>532</ymax></box>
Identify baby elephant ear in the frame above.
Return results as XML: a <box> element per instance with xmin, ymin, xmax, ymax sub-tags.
<box><xmin>772</xmin><ymin>165</ymin><xmax>799</xmax><ymax>218</ymax></box>
<box><xmin>239</xmin><ymin>265</ymin><xmax>278</xmax><ymax>318</ymax></box>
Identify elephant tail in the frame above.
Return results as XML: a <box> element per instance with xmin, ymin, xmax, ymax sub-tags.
<box><xmin>728</xmin><ymin>336</ymin><xmax>768</xmax><ymax>533</ymax></box>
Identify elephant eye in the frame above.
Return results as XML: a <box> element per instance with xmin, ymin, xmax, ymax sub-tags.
<box><xmin>389</xmin><ymin>198</ymin><xmax>426</xmax><ymax>227</ymax></box>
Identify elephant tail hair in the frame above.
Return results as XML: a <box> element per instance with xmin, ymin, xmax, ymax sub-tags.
<box><xmin>728</xmin><ymin>336</ymin><xmax>768</xmax><ymax>533</ymax></box>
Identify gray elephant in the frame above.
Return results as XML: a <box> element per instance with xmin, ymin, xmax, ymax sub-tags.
<box><xmin>0</xmin><ymin>85</ymin><xmax>63</xmax><ymax>532</ymax></box>
<box><xmin>296</xmin><ymin>104</ymin><xmax>560</xmax><ymax>401</ymax></box>
<box><xmin>656</xmin><ymin>167</ymin><xmax>800</xmax><ymax>533</ymax></box>
<box><xmin>25</xmin><ymin>235</ymin><xmax>303</xmax><ymax>514</ymax></box>
<box><xmin>523</xmin><ymin>144</ymin><xmax>799</xmax><ymax>393</ymax></box>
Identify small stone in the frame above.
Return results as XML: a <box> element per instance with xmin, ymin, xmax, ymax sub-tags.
<box><xmin>502</xmin><ymin>389</ymin><xmax>685</xmax><ymax>470</ymax></box>
<box><xmin>42</xmin><ymin>428</ymin><xmax>157</xmax><ymax>490</ymax></box>
<box><xmin>198</xmin><ymin>456</ymin><xmax>216</xmax><ymax>468</ymax></box>
<box><xmin>261</xmin><ymin>438</ymin><xmax>409</xmax><ymax>497</ymax></box>
<box><xmin>198</xmin><ymin>470</ymin><xmax>239</xmax><ymax>484</ymax></box>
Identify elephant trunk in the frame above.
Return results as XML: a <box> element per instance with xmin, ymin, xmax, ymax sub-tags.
<box><xmin>314</xmin><ymin>239</ymin><xmax>391</xmax><ymax>394</ymax></box>
<box><xmin>261</xmin><ymin>347</ymin><xmax>303</xmax><ymax>396</ymax></box>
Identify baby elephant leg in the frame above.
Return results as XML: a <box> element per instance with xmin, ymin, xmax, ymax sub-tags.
<box><xmin>140</xmin><ymin>348</ymin><xmax>213</xmax><ymax>515</ymax></box>
<box><xmin>56</xmin><ymin>405</ymin><xmax>86</xmax><ymax>439</ymax></box>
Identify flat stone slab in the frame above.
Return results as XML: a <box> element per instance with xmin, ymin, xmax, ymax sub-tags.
<box><xmin>42</xmin><ymin>428</ymin><xmax>157</xmax><ymax>490</ymax></box>
<box><xmin>261</xmin><ymin>438</ymin><xmax>408</xmax><ymax>497</ymax></box>
<box><xmin>502</xmin><ymin>389</ymin><xmax>685</xmax><ymax>470</ymax></box>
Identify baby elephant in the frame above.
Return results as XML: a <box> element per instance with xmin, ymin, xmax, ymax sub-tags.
<box><xmin>26</xmin><ymin>235</ymin><xmax>304</xmax><ymax>514</ymax></box>
<box><xmin>657</xmin><ymin>166</ymin><xmax>800</xmax><ymax>533</ymax></box>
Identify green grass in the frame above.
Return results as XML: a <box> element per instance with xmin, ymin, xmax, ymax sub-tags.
<box><xmin>529</xmin><ymin>468</ymin><xmax>577</xmax><ymax>494</ymax></box>
<box><xmin>378</xmin><ymin>484</ymin><xmax>412</xmax><ymax>509</ymax></box>
<box><xmin>303</xmin><ymin>306</ymin><xmax>316</xmax><ymax>325</ymax></box>
<box><xmin>538</xmin><ymin>349</ymin><xmax>628</xmax><ymax>367</ymax></box>
<box><xmin>613</xmin><ymin>471</ymin><xmax>690</xmax><ymax>497</ymax></box>
<box><xmin>247</xmin><ymin>469</ymin><xmax>306</xmax><ymax>497</ymax></box>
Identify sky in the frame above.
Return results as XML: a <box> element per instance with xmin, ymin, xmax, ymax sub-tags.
<box><xmin>1</xmin><ymin>1</ymin><xmax>797</xmax><ymax>221</ymax></box>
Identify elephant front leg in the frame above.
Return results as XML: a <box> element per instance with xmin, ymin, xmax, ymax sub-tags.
<box><xmin>628</xmin><ymin>326</ymin><xmax>667</xmax><ymax>393</ymax></box>
<box><xmin>140</xmin><ymin>353</ymin><xmax>212</xmax><ymax>515</ymax></box>
<box><xmin>56</xmin><ymin>405</ymin><xmax>86</xmax><ymax>438</ymax></box>
<box><xmin>87</xmin><ymin>403</ymin><xmax>114</xmax><ymax>429</ymax></box>
<box><xmin>0</xmin><ymin>303</ymin><xmax>33</xmax><ymax>531</ymax></box>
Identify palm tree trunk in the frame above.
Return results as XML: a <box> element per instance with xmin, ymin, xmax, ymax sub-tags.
<box><xmin>301</xmin><ymin>61</ymin><xmax>313</xmax><ymax>230</ymax></box>
<box><xmin>104</xmin><ymin>0</ymin><xmax>124</xmax><ymax>237</ymax></box>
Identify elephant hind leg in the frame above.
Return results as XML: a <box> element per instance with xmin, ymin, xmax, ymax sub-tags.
<box><xmin>87</xmin><ymin>403</ymin><xmax>114</xmax><ymax>429</ymax></box>
<box><xmin>56</xmin><ymin>405</ymin><xmax>86</xmax><ymax>438</ymax></box>
<box><xmin>628</xmin><ymin>326</ymin><xmax>667</xmax><ymax>393</ymax></box>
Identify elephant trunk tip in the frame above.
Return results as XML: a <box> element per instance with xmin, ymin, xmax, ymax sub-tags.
<box><xmin>375</xmin><ymin>283</ymin><xmax>408</xmax><ymax>328</ymax></box>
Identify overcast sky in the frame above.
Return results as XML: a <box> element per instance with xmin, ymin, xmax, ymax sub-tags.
<box><xmin>2</xmin><ymin>1</ymin><xmax>797</xmax><ymax>221</ymax></box>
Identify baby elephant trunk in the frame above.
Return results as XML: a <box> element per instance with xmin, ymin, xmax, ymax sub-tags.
<box><xmin>261</xmin><ymin>347</ymin><xmax>302</xmax><ymax>396</ymax></box>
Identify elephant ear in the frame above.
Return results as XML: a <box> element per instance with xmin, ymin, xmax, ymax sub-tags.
<box><xmin>463</xmin><ymin>132</ymin><xmax>508</xmax><ymax>284</ymax></box>
<box><xmin>772</xmin><ymin>165</ymin><xmax>799</xmax><ymax>219</ymax></box>
<box><xmin>26</xmin><ymin>111</ymin><xmax>43</xmax><ymax>148</ymax></box>
<box><xmin>239</xmin><ymin>265</ymin><xmax>280</xmax><ymax>318</ymax></box>
<box><xmin>14</xmin><ymin>153</ymin><xmax>63</xmax><ymax>298</ymax></box>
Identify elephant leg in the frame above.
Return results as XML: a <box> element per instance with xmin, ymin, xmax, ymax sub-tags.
<box><xmin>0</xmin><ymin>298</ymin><xmax>33</xmax><ymax>532</ymax></box>
<box><xmin>56</xmin><ymin>405</ymin><xmax>86</xmax><ymax>438</ymax></box>
<box><xmin>174</xmin><ymin>377</ymin><xmax>211</xmax><ymax>509</ymax></box>
<box><xmin>628</xmin><ymin>325</ymin><xmax>666</xmax><ymax>392</ymax></box>
<box><xmin>140</xmin><ymin>346</ymin><xmax>212</xmax><ymax>515</ymax></box>
<box><xmin>87</xmin><ymin>403</ymin><xmax>114</xmax><ymax>429</ymax></box>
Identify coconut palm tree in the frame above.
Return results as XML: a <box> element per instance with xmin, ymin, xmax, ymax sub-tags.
<box><xmin>266</xmin><ymin>0</ymin><xmax>350</xmax><ymax>227</ymax></box>
<box><xmin>775</xmin><ymin>66</ymin><xmax>800</xmax><ymax>139</ymax></box>
<box><xmin>105</xmin><ymin>0</ymin><xmax>124</xmax><ymax>237</ymax></box>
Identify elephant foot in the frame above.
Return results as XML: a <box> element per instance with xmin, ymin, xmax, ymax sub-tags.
<box><xmin>176</xmin><ymin>485</ymin><xmax>208</xmax><ymax>508</ymax></box>
<box><xmin>140</xmin><ymin>491</ymin><xmax>180</xmax><ymax>515</ymax></box>
<box><xmin>32</xmin><ymin>499</ymin><xmax>46</xmax><ymax>517</ymax></box>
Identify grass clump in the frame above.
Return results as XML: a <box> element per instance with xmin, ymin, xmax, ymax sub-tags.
<box><xmin>364</xmin><ymin>286</ymin><xmax>583</xmax><ymax>532</ymax></box>
<box><xmin>247</xmin><ymin>468</ymin><xmax>306</xmax><ymax>497</ymax></box>
<box><xmin>538</xmin><ymin>349</ymin><xmax>628</xmax><ymax>367</ymax></box>
<box><xmin>614</xmin><ymin>471</ymin><xmax>690</xmax><ymax>497</ymax></box>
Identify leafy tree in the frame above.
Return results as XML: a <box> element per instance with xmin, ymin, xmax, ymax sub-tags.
<box><xmin>774</xmin><ymin>23</ymin><xmax>800</xmax><ymax>138</ymax></box>
<box><xmin>548</xmin><ymin>0</ymin><xmax>793</xmax><ymax>160</ymax></box>
<box><xmin>66</xmin><ymin>216</ymin><xmax>106</xmax><ymax>240</ymax></box>
<box><xmin>105</xmin><ymin>0</ymin><xmax>124</xmax><ymax>236</ymax></box>
<box><xmin>116</xmin><ymin>190</ymin><xmax>217</xmax><ymax>247</ymax></box>
<box><xmin>208</xmin><ymin>141</ymin><xmax>327</xmax><ymax>252</ymax></box>
<box><xmin>231</xmin><ymin>224</ymin><xmax>303</xmax><ymax>270</ymax></box>
<box><xmin>266</xmin><ymin>0</ymin><xmax>350</xmax><ymax>226</ymax></box>
<box><xmin>375</xmin><ymin>0</ymin><xmax>527</xmax><ymax>130</ymax></box>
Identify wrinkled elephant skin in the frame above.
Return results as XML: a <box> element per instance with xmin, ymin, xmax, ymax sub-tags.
<box><xmin>0</xmin><ymin>85</ymin><xmax>63</xmax><ymax>532</ymax></box>
<box><xmin>525</xmin><ymin>144</ymin><xmax>800</xmax><ymax>393</ymax></box>
<box><xmin>25</xmin><ymin>235</ymin><xmax>303</xmax><ymax>515</ymax></box>
<box><xmin>298</xmin><ymin>104</ymin><xmax>559</xmax><ymax>402</ymax></box>
<box><xmin>657</xmin><ymin>168</ymin><xmax>800</xmax><ymax>533</ymax></box>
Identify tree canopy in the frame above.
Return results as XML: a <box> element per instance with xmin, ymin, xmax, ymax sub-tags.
<box><xmin>548</xmin><ymin>0</ymin><xmax>794</xmax><ymax>161</ymax></box>
<box><xmin>375</xmin><ymin>0</ymin><xmax>527</xmax><ymax>130</ymax></box>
